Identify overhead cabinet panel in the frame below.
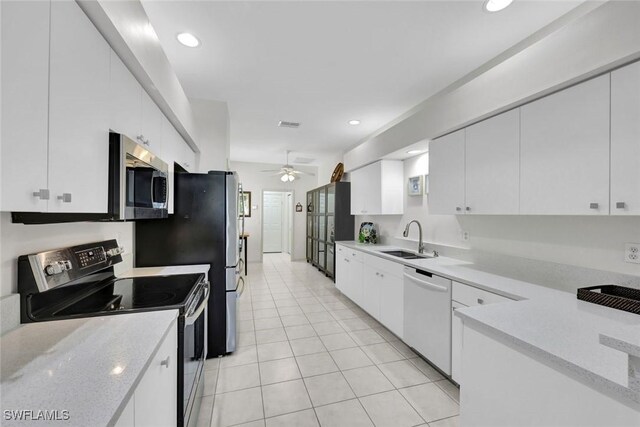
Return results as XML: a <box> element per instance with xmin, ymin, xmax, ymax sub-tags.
<box><xmin>611</xmin><ymin>61</ymin><xmax>640</xmax><ymax>215</ymax></box>
<box><xmin>1</xmin><ymin>0</ymin><xmax>50</xmax><ymax>212</ymax></box>
<box><xmin>350</xmin><ymin>160</ymin><xmax>403</xmax><ymax>215</ymax></box>
<box><xmin>520</xmin><ymin>74</ymin><xmax>610</xmax><ymax>215</ymax></box>
<box><xmin>428</xmin><ymin>130</ymin><xmax>466</xmax><ymax>215</ymax></box>
<box><xmin>465</xmin><ymin>109</ymin><xmax>520</xmax><ymax>215</ymax></box>
<box><xmin>48</xmin><ymin>0</ymin><xmax>110</xmax><ymax>213</ymax></box>
<box><xmin>109</xmin><ymin>50</ymin><xmax>142</xmax><ymax>140</ymax></box>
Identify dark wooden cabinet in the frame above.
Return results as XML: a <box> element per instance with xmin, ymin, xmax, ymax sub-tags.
<box><xmin>306</xmin><ymin>182</ymin><xmax>354</xmax><ymax>279</ymax></box>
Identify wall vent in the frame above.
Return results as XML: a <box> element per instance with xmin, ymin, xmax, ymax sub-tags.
<box><xmin>278</xmin><ymin>120</ymin><xmax>300</xmax><ymax>128</ymax></box>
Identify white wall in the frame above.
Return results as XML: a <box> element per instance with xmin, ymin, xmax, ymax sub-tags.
<box><xmin>345</xmin><ymin>1</ymin><xmax>640</xmax><ymax>170</ymax></box>
<box><xmin>356</xmin><ymin>153</ymin><xmax>640</xmax><ymax>278</ymax></box>
<box><xmin>191</xmin><ymin>98</ymin><xmax>230</xmax><ymax>172</ymax></box>
<box><xmin>0</xmin><ymin>213</ymin><xmax>133</xmax><ymax>297</ymax></box>
<box><xmin>316</xmin><ymin>153</ymin><xmax>345</xmax><ymax>187</ymax></box>
<box><xmin>230</xmin><ymin>161</ymin><xmax>318</xmax><ymax>263</ymax></box>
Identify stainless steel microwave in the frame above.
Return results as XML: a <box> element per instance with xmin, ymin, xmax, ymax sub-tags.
<box><xmin>108</xmin><ymin>132</ymin><xmax>169</xmax><ymax>220</ymax></box>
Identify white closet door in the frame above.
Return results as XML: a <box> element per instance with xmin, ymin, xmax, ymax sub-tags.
<box><xmin>263</xmin><ymin>192</ymin><xmax>284</xmax><ymax>253</ymax></box>
<box><xmin>520</xmin><ymin>74</ymin><xmax>610</xmax><ymax>215</ymax></box>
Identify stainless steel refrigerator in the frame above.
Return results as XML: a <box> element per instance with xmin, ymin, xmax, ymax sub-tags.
<box><xmin>135</xmin><ymin>170</ymin><xmax>245</xmax><ymax>357</ymax></box>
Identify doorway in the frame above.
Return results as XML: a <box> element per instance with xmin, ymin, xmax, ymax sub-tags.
<box><xmin>262</xmin><ymin>190</ymin><xmax>293</xmax><ymax>255</ymax></box>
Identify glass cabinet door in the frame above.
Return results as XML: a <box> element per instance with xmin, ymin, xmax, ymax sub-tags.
<box><xmin>327</xmin><ymin>215</ymin><xmax>335</xmax><ymax>243</ymax></box>
<box><xmin>318</xmin><ymin>241</ymin><xmax>326</xmax><ymax>269</ymax></box>
<box><xmin>319</xmin><ymin>188</ymin><xmax>326</xmax><ymax>215</ymax></box>
<box><xmin>327</xmin><ymin>185</ymin><xmax>335</xmax><ymax>214</ymax></box>
<box><xmin>326</xmin><ymin>244</ymin><xmax>335</xmax><ymax>276</ymax></box>
<box><xmin>319</xmin><ymin>215</ymin><xmax>326</xmax><ymax>242</ymax></box>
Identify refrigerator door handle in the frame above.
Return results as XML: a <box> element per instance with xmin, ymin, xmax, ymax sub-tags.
<box><xmin>237</xmin><ymin>276</ymin><xmax>246</xmax><ymax>297</ymax></box>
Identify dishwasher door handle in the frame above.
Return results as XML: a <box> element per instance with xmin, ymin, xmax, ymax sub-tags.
<box><xmin>403</xmin><ymin>273</ymin><xmax>449</xmax><ymax>292</ymax></box>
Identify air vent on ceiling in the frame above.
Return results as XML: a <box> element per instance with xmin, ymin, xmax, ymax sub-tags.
<box><xmin>293</xmin><ymin>157</ymin><xmax>314</xmax><ymax>164</ymax></box>
<box><xmin>278</xmin><ymin>120</ymin><xmax>300</xmax><ymax>128</ymax></box>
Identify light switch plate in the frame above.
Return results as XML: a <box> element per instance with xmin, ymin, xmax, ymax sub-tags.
<box><xmin>625</xmin><ymin>243</ymin><xmax>640</xmax><ymax>264</ymax></box>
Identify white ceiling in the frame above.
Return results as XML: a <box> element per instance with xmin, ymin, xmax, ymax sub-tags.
<box><xmin>143</xmin><ymin>0</ymin><xmax>583</xmax><ymax>166</ymax></box>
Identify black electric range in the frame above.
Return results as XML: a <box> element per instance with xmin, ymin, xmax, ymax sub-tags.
<box><xmin>17</xmin><ymin>239</ymin><xmax>209</xmax><ymax>427</ymax></box>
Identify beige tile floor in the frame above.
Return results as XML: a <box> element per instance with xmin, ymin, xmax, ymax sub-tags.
<box><xmin>197</xmin><ymin>253</ymin><xmax>459</xmax><ymax>427</ymax></box>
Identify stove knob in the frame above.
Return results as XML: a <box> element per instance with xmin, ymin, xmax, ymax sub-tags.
<box><xmin>45</xmin><ymin>260</ymin><xmax>72</xmax><ymax>276</ymax></box>
<box><xmin>106</xmin><ymin>246</ymin><xmax>125</xmax><ymax>258</ymax></box>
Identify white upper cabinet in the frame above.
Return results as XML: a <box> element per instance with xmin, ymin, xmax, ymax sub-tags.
<box><xmin>520</xmin><ymin>74</ymin><xmax>610</xmax><ymax>215</ymax></box>
<box><xmin>428</xmin><ymin>129</ymin><xmax>466</xmax><ymax>215</ymax></box>
<box><xmin>48</xmin><ymin>0</ymin><xmax>110</xmax><ymax>213</ymax></box>
<box><xmin>465</xmin><ymin>109</ymin><xmax>520</xmax><ymax>215</ymax></box>
<box><xmin>611</xmin><ymin>61</ymin><xmax>640</xmax><ymax>215</ymax></box>
<box><xmin>1</xmin><ymin>0</ymin><xmax>50</xmax><ymax>212</ymax></box>
<box><xmin>141</xmin><ymin>91</ymin><xmax>164</xmax><ymax>155</ymax></box>
<box><xmin>109</xmin><ymin>51</ymin><xmax>142</xmax><ymax>140</ymax></box>
<box><xmin>350</xmin><ymin>160</ymin><xmax>403</xmax><ymax>215</ymax></box>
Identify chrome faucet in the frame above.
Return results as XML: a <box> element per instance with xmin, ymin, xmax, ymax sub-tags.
<box><xmin>403</xmin><ymin>220</ymin><xmax>424</xmax><ymax>254</ymax></box>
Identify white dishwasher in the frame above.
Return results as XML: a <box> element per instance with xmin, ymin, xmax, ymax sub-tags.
<box><xmin>403</xmin><ymin>266</ymin><xmax>452</xmax><ymax>375</ymax></box>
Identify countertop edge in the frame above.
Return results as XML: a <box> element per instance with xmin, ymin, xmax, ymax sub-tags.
<box><xmin>460</xmin><ymin>313</ymin><xmax>640</xmax><ymax>408</ymax></box>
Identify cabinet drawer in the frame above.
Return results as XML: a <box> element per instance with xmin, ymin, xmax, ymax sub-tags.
<box><xmin>345</xmin><ymin>248</ymin><xmax>364</xmax><ymax>263</ymax></box>
<box><xmin>363</xmin><ymin>253</ymin><xmax>403</xmax><ymax>277</ymax></box>
<box><xmin>452</xmin><ymin>281</ymin><xmax>512</xmax><ymax>307</ymax></box>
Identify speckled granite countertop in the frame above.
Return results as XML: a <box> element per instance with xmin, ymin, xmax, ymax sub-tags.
<box><xmin>0</xmin><ymin>310</ymin><xmax>178</xmax><ymax>426</ymax></box>
<box><xmin>336</xmin><ymin>241</ymin><xmax>640</xmax><ymax>406</ymax></box>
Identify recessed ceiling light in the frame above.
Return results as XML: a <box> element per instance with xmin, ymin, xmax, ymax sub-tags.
<box><xmin>407</xmin><ymin>149</ymin><xmax>426</xmax><ymax>155</ymax></box>
<box><xmin>483</xmin><ymin>0</ymin><xmax>514</xmax><ymax>12</ymax></box>
<box><xmin>348</xmin><ymin>120</ymin><xmax>361</xmax><ymax>125</ymax></box>
<box><xmin>176</xmin><ymin>32</ymin><xmax>200</xmax><ymax>47</ymax></box>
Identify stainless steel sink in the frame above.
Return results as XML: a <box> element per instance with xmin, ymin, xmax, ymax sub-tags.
<box><xmin>380</xmin><ymin>250</ymin><xmax>431</xmax><ymax>260</ymax></box>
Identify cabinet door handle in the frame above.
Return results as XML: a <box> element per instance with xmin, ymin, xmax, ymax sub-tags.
<box><xmin>455</xmin><ymin>207</ymin><xmax>462</xmax><ymax>212</ymax></box>
<box><xmin>477</xmin><ymin>298</ymin><xmax>484</xmax><ymax>305</ymax></box>
<box><xmin>380</xmin><ymin>273</ymin><xmax>384</xmax><ymax>278</ymax></box>
<box><xmin>375</xmin><ymin>272</ymin><xmax>379</xmax><ymax>276</ymax></box>
<box><xmin>465</xmin><ymin>207</ymin><xmax>471</xmax><ymax>212</ymax></box>
<box><xmin>160</xmin><ymin>356</ymin><xmax>170</xmax><ymax>368</ymax></box>
<box><xmin>33</xmin><ymin>189</ymin><xmax>50</xmax><ymax>200</ymax></box>
<box><xmin>589</xmin><ymin>203</ymin><xmax>599</xmax><ymax>209</ymax></box>
<box><xmin>57</xmin><ymin>193</ymin><xmax>72</xmax><ymax>203</ymax></box>
<box><xmin>616</xmin><ymin>202</ymin><xmax>626</xmax><ymax>209</ymax></box>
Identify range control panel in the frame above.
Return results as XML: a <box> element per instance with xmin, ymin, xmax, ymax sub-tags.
<box><xmin>22</xmin><ymin>239</ymin><xmax>125</xmax><ymax>293</ymax></box>
<box><xmin>76</xmin><ymin>247</ymin><xmax>107</xmax><ymax>269</ymax></box>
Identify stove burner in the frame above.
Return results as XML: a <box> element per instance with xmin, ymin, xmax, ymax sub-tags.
<box><xmin>133</xmin><ymin>291</ymin><xmax>177</xmax><ymax>307</ymax></box>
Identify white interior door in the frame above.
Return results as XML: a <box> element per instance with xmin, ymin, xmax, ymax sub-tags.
<box><xmin>283</xmin><ymin>193</ymin><xmax>293</xmax><ymax>254</ymax></box>
<box><xmin>263</xmin><ymin>192</ymin><xmax>284</xmax><ymax>253</ymax></box>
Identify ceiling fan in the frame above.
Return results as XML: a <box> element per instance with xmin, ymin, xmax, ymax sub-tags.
<box><xmin>261</xmin><ymin>151</ymin><xmax>315</xmax><ymax>182</ymax></box>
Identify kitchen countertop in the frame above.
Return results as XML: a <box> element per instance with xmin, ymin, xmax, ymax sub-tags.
<box><xmin>336</xmin><ymin>241</ymin><xmax>640</xmax><ymax>406</ymax></box>
<box><xmin>118</xmin><ymin>264</ymin><xmax>210</xmax><ymax>278</ymax></box>
<box><xmin>0</xmin><ymin>310</ymin><xmax>178</xmax><ymax>426</ymax></box>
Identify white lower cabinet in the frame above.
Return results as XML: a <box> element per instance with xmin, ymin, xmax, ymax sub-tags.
<box><xmin>362</xmin><ymin>268</ymin><xmax>381</xmax><ymax>319</ymax></box>
<box><xmin>114</xmin><ymin>321</ymin><xmax>177</xmax><ymax>427</ymax></box>
<box><xmin>451</xmin><ymin>300</ymin><xmax>466</xmax><ymax>384</ymax></box>
<box><xmin>451</xmin><ymin>281</ymin><xmax>514</xmax><ymax>385</ymax></box>
<box><xmin>378</xmin><ymin>270</ymin><xmax>403</xmax><ymax>339</ymax></box>
<box><xmin>114</xmin><ymin>397</ymin><xmax>135</xmax><ymax>427</ymax></box>
<box><xmin>335</xmin><ymin>246</ymin><xmax>364</xmax><ymax>305</ymax></box>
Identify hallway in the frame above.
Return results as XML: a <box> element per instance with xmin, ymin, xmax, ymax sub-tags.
<box><xmin>197</xmin><ymin>254</ymin><xmax>459</xmax><ymax>427</ymax></box>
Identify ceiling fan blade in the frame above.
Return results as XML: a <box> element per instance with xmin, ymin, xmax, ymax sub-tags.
<box><xmin>260</xmin><ymin>169</ymin><xmax>281</xmax><ymax>173</ymax></box>
<box><xmin>292</xmin><ymin>170</ymin><xmax>316</xmax><ymax>176</ymax></box>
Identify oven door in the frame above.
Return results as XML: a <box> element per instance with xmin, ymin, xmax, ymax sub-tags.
<box><xmin>182</xmin><ymin>281</ymin><xmax>209</xmax><ymax>427</ymax></box>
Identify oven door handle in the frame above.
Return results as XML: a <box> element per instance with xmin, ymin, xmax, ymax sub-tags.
<box><xmin>186</xmin><ymin>281</ymin><xmax>210</xmax><ymax>326</ymax></box>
